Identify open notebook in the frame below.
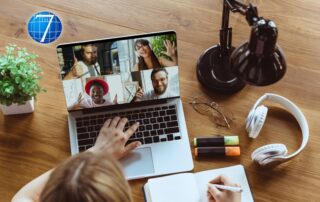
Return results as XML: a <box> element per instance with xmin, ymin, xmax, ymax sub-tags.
<box><xmin>143</xmin><ymin>165</ymin><xmax>254</xmax><ymax>202</ymax></box>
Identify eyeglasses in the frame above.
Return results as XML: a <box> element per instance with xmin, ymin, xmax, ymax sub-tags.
<box><xmin>189</xmin><ymin>95</ymin><xmax>234</xmax><ymax>128</ymax></box>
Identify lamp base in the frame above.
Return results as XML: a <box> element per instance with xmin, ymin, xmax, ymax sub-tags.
<box><xmin>197</xmin><ymin>45</ymin><xmax>246</xmax><ymax>93</ymax></box>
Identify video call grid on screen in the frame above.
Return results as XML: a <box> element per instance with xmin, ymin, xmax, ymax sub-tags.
<box><xmin>56</xmin><ymin>31</ymin><xmax>179</xmax><ymax>111</ymax></box>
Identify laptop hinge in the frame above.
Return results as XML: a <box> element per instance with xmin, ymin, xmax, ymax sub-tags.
<box><xmin>81</xmin><ymin>97</ymin><xmax>177</xmax><ymax>115</ymax></box>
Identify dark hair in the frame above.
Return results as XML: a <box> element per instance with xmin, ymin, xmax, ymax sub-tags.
<box><xmin>90</xmin><ymin>81</ymin><xmax>103</xmax><ymax>88</ymax></box>
<box><xmin>151</xmin><ymin>68</ymin><xmax>168</xmax><ymax>80</ymax></box>
<box><xmin>135</xmin><ymin>39</ymin><xmax>161</xmax><ymax>70</ymax></box>
<box><xmin>81</xmin><ymin>44</ymin><xmax>97</xmax><ymax>54</ymax></box>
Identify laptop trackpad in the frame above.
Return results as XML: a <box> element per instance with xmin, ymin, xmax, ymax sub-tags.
<box><xmin>120</xmin><ymin>147</ymin><xmax>155</xmax><ymax>178</ymax></box>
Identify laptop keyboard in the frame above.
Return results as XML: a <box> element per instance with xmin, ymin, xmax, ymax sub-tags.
<box><xmin>75</xmin><ymin>104</ymin><xmax>181</xmax><ymax>152</ymax></box>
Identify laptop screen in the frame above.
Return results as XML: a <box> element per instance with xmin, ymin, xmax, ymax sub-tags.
<box><xmin>57</xmin><ymin>31</ymin><xmax>179</xmax><ymax>111</ymax></box>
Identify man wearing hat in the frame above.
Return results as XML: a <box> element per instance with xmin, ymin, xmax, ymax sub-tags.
<box><xmin>73</xmin><ymin>78</ymin><xmax>117</xmax><ymax>109</ymax></box>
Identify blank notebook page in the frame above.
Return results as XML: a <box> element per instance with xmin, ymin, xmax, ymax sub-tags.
<box><xmin>148</xmin><ymin>173</ymin><xmax>199</xmax><ymax>202</ymax></box>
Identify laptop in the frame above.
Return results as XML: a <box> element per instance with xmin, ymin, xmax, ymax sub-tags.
<box><xmin>56</xmin><ymin>31</ymin><xmax>193</xmax><ymax>180</ymax></box>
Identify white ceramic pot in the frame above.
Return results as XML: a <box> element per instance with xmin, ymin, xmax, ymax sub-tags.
<box><xmin>0</xmin><ymin>97</ymin><xmax>35</xmax><ymax>115</ymax></box>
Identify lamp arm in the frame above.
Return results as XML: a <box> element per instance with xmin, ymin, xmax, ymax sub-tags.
<box><xmin>225</xmin><ymin>0</ymin><xmax>260</xmax><ymax>25</ymax></box>
<box><xmin>225</xmin><ymin>0</ymin><xmax>247</xmax><ymax>14</ymax></box>
<box><xmin>220</xmin><ymin>0</ymin><xmax>260</xmax><ymax>54</ymax></box>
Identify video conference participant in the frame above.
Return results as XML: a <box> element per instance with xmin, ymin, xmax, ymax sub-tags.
<box><xmin>70</xmin><ymin>79</ymin><xmax>117</xmax><ymax>109</ymax></box>
<box><xmin>65</xmin><ymin>44</ymin><xmax>101</xmax><ymax>83</ymax></box>
<box><xmin>133</xmin><ymin>68</ymin><xmax>175</xmax><ymax>102</ymax></box>
<box><xmin>133</xmin><ymin>39</ymin><xmax>177</xmax><ymax>71</ymax></box>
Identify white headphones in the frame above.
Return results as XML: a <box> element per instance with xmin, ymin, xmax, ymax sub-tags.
<box><xmin>246</xmin><ymin>93</ymin><xmax>309</xmax><ymax>167</ymax></box>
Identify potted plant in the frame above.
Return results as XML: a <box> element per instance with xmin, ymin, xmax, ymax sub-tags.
<box><xmin>0</xmin><ymin>44</ymin><xmax>45</xmax><ymax>115</ymax></box>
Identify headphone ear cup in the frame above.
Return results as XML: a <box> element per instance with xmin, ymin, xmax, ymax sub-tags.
<box><xmin>247</xmin><ymin>105</ymin><xmax>268</xmax><ymax>138</ymax></box>
<box><xmin>252</xmin><ymin>143</ymin><xmax>288</xmax><ymax>166</ymax></box>
<box><xmin>245</xmin><ymin>109</ymin><xmax>255</xmax><ymax>131</ymax></box>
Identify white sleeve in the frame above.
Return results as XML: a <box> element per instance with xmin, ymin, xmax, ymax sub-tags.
<box><xmin>141</xmin><ymin>90</ymin><xmax>153</xmax><ymax>101</ymax></box>
<box><xmin>80</xmin><ymin>98</ymin><xmax>93</xmax><ymax>108</ymax></box>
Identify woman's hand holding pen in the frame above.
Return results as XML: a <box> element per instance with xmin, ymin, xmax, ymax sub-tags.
<box><xmin>207</xmin><ymin>175</ymin><xmax>242</xmax><ymax>202</ymax></box>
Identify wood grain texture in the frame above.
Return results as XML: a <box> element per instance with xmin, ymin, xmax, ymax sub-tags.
<box><xmin>1</xmin><ymin>0</ymin><xmax>320</xmax><ymax>201</ymax></box>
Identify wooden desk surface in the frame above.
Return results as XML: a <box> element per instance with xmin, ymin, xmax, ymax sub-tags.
<box><xmin>1</xmin><ymin>0</ymin><xmax>319</xmax><ymax>201</ymax></box>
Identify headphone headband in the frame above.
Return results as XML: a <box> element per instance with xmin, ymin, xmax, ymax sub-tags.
<box><xmin>248</xmin><ymin>93</ymin><xmax>309</xmax><ymax>162</ymax></box>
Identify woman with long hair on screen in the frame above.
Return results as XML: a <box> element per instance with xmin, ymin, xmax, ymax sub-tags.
<box><xmin>134</xmin><ymin>39</ymin><xmax>177</xmax><ymax>71</ymax></box>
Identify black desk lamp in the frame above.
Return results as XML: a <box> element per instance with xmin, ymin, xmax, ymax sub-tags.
<box><xmin>197</xmin><ymin>0</ymin><xmax>286</xmax><ymax>93</ymax></box>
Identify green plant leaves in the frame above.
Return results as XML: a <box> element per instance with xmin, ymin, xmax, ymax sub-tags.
<box><xmin>151</xmin><ymin>34</ymin><xmax>177</xmax><ymax>61</ymax></box>
<box><xmin>0</xmin><ymin>44</ymin><xmax>45</xmax><ymax>106</ymax></box>
<box><xmin>15</xmin><ymin>76</ymin><xmax>20</xmax><ymax>84</ymax></box>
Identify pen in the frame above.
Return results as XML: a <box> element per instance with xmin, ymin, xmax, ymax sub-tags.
<box><xmin>208</xmin><ymin>183</ymin><xmax>243</xmax><ymax>193</ymax></box>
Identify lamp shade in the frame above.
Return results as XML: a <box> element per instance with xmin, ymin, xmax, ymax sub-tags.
<box><xmin>230</xmin><ymin>19</ymin><xmax>286</xmax><ymax>86</ymax></box>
